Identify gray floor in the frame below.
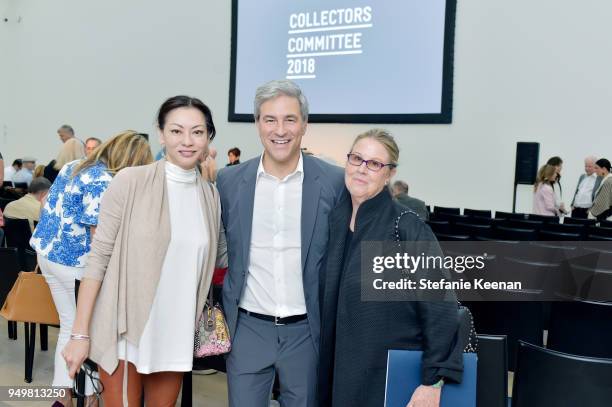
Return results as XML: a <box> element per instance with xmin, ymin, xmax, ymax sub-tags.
<box><xmin>0</xmin><ymin>323</ymin><xmax>229</xmax><ymax>406</ymax></box>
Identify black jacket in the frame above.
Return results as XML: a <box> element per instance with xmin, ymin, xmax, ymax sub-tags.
<box><xmin>318</xmin><ymin>188</ymin><xmax>462</xmax><ymax>407</ymax></box>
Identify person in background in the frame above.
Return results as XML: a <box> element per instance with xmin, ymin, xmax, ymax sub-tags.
<box><xmin>227</xmin><ymin>147</ymin><xmax>241</xmax><ymax>166</ymax></box>
<box><xmin>201</xmin><ymin>146</ymin><xmax>218</xmax><ymax>182</ymax></box>
<box><xmin>30</xmin><ymin>131</ymin><xmax>153</xmax><ymax>407</ymax></box>
<box><xmin>217</xmin><ymin>80</ymin><xmax>345</xmax><ymax>407</ymax></box>
<box><xmin>13</xmin><ymin>157</ymin><xmax>36</xmax><ymax>186</ymax></box>
<box><xmin>546</xmin><ymin>156</ymin><xmax>568</xmax><ymax>215</ymax></box>
<box><xmin>0</xmin><ymin>151</ymin><xmax>4</xmax><ymax>185</ymax></box>
<box><xmin>58</xmin><ymin>124</ymin><xmax>76</xmax><ymax>143</ymax></box>
<box><xmin>44</xmin><ymin>138</ymin><xmax>86</xmax><ymax>183</ymax></box>
<box><xmin>533</xmin><ymin>164</ymin><xmax>561</xmax><ymax>216</ymax></box>
<box><xmin>4</xmin><ymin>177</ymin><xmax>51</xmax><ymax>231</ymax></box>
<box><xmin>85</xmin><ymin>137</ymin><xmax>102</xmax><ymax>157</ymax></box>
<box><xmin>62</xmin><ymin>96</ymin><xmax>227</xmax><ymax>406</ymax></box>
<box><xmin>570</xmin><ymin>155</ymin><xmax>602</xmax><ymax>218</ymax></box>
<box><xmin>589</xmin><ymin>158</ymin><xmax>612</xmax><ymax>221</ymax></box>
<box><xmin>319</xmin><ymin>129</ymin><xmax>461</xmax><ymax>407</ymax></box>
<box><xmin>33</xmin><ymin>164</ymin><xmax>45</xmax><ymax>179</ymax></box>
<box><xmin>391</xmin><ymin>180</ymin><xmax>429</xmax><ymax>220</ymax></box>
<box><xmin>4</xmin><ymin>159</ymin><xmax>22</xmax><ymax>184</ymax></box>
<box><xmin>0</xmin><ymin>207</ymin><xmax>4</xmax><ymax>244</ymax></box>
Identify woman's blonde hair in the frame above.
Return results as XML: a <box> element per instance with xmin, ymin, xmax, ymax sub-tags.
<box><xmin>72</xmin><ymin>130</ymin><xmax>153</xmax><ymax>177</ymax></box>
<box><xmin>33</xmin><ymin>165</ymin><xmax>45</xmax><ymax>178</ymax></box>
<box><xmin>54</xmin><ymin>138</ymin><xmax>86</xmax><ymax>170</ymax></box>
<box><xmin>534</xmin><ymin>164</ymin><xmax>557</xmax><ymax>191</ymax></box>
<box><xmin>350</xmin><ymin>128</ymin><xmax>399</xmax><ymax>166</ymax></box>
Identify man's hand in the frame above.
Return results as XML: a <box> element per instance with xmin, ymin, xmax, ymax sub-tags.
<box><xmin>406</xmin><ymin>384</ymin><xmax>441</xmax><ymax>407</ymax></box>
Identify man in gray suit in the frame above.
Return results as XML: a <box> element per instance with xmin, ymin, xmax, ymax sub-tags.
<box><xmin>216</xmin><ymin>80</ymin><xmax>345</xmax><ymax>407</ymax></box>
<box><xmin>571</xmin><ymin>156</ymin><xmax>602</xmax><ymax>218</ymax></box>
<box><xmin>391</xmin><ymin>180</ymin><xmax>429</xmax><ymax>220</ymax></box>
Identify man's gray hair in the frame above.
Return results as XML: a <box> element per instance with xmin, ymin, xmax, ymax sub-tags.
<box><xmin>392</xmin><ymin>180</ymin><xmax>409</xmax><ymax>194</ymax></box>
<box><xmin>28</xmin><ymin>177</ymin><xmax>51</xmax><ymax>194</ymax></box>
<box><xmin>58</xmin><ymin>124</ymin><xmax>74</xmax><ymax>135</ymax></box>
<box><xmin>253</xmin><ymin>80</ymin><xmax>309</xmax><ymax>122</ymax></box>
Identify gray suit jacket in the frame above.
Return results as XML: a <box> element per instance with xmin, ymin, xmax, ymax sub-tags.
<box><xmin>571</xmin><ymin>174</ymin><xmax>603</xmax><ymax>207</ymax></box>
<box><xmin>216</xmin><ymin>154</ymin><xmax>345</xmax><ymax>355</ymax></box>
<box><xmin>395</xmin><ymin>192</ymin><xmax>429</xmax><ymax>220</ymax></box>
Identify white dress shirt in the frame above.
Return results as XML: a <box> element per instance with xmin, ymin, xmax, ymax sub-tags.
<box><xmin>240</xmin><ymin>153</ymin><xmax>306</xmax><ymax>317</ymax></box>
<box><xmin>13</xmin><ymin>168</ymin><xmax>33</xmax><ymax>185</ymax></box>
<box><xmin>4</xmin><ymin>166</ymin><xmax>16</xmax><ymax>182</ymax></box>
<box><xmin>574</xmin><ymin>173</ymin><xmax>597</xmax><ymax>208</ymax></box>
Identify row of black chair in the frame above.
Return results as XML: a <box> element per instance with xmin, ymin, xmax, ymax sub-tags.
<box><xmin>431</xmin><ymin>205</ymin><xmax>612</xmax><ymax>226</ymax></box>
<box><xmin>429</xmin><ymin>220</ymin><xmax>612</xmax><ymax>242</ymax></box>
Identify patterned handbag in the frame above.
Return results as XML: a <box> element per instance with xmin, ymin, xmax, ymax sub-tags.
<box><xmin>194</xmin><ymin>287</ymin><xmax>231</xmax><ymax>357</ymax></box>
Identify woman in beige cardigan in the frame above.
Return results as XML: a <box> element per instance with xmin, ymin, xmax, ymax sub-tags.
<box><xmin>63</xmin><ymin>96</ymin><xmax>228</xmax><ymax>406</ymax></box>
<box><xmin>590</xmin><ymin>158</ymin><xmax>612</xmax><ymax>221</ymax></box>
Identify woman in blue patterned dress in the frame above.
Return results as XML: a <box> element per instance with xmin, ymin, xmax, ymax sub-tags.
<box><xmin>30</xmin><ymin>131</ymin><xmax>153</xmax><ymax>406</ymax></box>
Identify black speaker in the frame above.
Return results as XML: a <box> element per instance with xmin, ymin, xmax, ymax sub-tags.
<box><xmin>515</xmin><ymin>142</ymin><xmax>539</xmax><ymax>185</ymax></box>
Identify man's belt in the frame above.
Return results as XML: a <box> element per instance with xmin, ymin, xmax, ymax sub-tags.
<box><xmin>239</xmin><ymin>308</ymin><xmax>307</xmax><ymax>326</ymax></box>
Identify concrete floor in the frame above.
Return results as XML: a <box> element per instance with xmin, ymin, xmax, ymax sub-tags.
<box><xmin>0</xmin><ymin>323</ymin><xmax>229</xmax><ymax>406</ymax></box>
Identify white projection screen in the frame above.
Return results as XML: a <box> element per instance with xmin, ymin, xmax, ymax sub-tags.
<box><xmin>229</xmin><ymin>0</ymin><xmax>457</xmax><ymax>123</ymax></box>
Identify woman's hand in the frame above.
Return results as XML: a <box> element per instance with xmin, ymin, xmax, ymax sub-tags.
<box><xmin>406</xmin><ymin>384</ymin><xmax>441</xmax><ymax>407</ymax></box>
<box><xmin>61</xmin><ymin>339</ymin><xmax>90</xmax><ymax>379</ymax></box>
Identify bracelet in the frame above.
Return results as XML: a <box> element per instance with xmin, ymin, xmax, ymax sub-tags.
<box><xmin>431</xmin><ymin>379</ymin><xmax>444</xmax><ymax>389</ymax></box>
<box><xmin>70</xmin><ymin>333</ymin><xmax>90</xmax><ymax>340</ymax></box>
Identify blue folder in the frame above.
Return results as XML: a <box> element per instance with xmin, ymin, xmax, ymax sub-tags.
<box><xmin>385</xmin><ymin>350</ymin><xmax>477</xmax><ymax>407</ymax></box>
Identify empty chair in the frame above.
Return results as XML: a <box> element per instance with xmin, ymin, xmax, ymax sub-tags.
<box><xmin>426</xmin><ymin>220</ymin><xmax>451</xmax><ymax>234</ymax></box>
<box><xmin>434</xmin><ymin>232</ymin><xmax>470</xmax><ymax>241</ymax></box>
<box><xmin>562</xmin><ymin>261</ymin><xmax>612</xmax><ymax>301</ymax></box>
<box><xmin>494</xmin><ymin>226</ymin><xmax>538</xmax><ymax>241</ymax></box>
<box><xmin>476</xmin><ymin>335</ymin><xmax>508</xmax><ymax>407</ymax></box>
<box><xmin>494</xmin><ymin>211</ymin><xmax>526</xmax><ymax>220</ymax></box>
<box><xmin>502</xmin><ymin>219</ymin><xmax>543</xmax><ymax>230</ymax></box>
<box><xmin>468</xmin><ymin>216</ymin><xmax>504</xmax><ymax>227</ymax></box>
<box><xmin>564</xmin><ymin>217</ymin><xmax>597</xmax><ymax>226</ymax></box>
<box><xmin>469</xmin><ymin>301</ymin><xmax>543</xmax><ymax>371</ymax></box>
<box><xmin>0</xmin><ymin>247</ymin><xmax>21</xmax><ymax>341</ymax></box>
<box><xmin>547</xmin><ymin>299</ymin><xmax>612</xmax><ymax>358</ymax></box>
<box><xmin>541</xmin><ymin>222</ymin><xmax>586</xmax><ymax>236</ymax></box>
<box><xmin>3</xmin><ymin>218</ymin><xmax>33</xmax><ymax>269</ymax></box>
<box><xmin>0</xmin><ymin>197</ymin><xmax>15</xmax><ymax>211</ymax></box>
<box><xmin>512</xmin><ymin>341</ymin><xmax>612</xmax><ymax>407</ymax></box>
<box><xmin>600</xmin><ymin>220</ymin><xmax>612</xmax><ymax>228</ymax></box>
<box><xmin>433</xmin><ymin>205</ymin><xmax>461</xmax><ymax>215</ymax></box>
<box><xmin>587</xmin><ymin>226</ymin><xmax>612</xmax><ymax>238</ymax></box>
<box><xmin>588</xmin><ymin>234</ymin><xmax>612</xmax><ymax>241</ymax></box>
<box><xmin>538</xmin><ymin>230</ymin><xmax>582</xmax><ymax>241</ymax></box>
<box><xmin>453</xmin><ymin>222</ymin><xmax>492</xmax><ymax>239</ymax></box>
<box><xmin>444</xmin><ymin>214</ymin><xmax>471</xmax><ymax>224</ymax></box>
<box><xmin>527</xmin><ymin>214</ymin><xmax>560</xmax><ymax>223</ymax></box>
<box><xmin>464</xmin><ymin>208</ymin><xmax>492</xmax><ymax>218</ymax></box>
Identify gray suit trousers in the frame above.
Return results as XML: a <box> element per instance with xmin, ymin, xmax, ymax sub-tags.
<box><xmin>226</xmin><ymin>312</ymin><xmax>317</xmax><ymax>407</ymax></box>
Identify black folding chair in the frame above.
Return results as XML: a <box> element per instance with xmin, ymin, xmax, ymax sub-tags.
<box><xmin>512</xmin><ymin>341</ymin><xmax>612</xmax><ymax>407</ymax></box>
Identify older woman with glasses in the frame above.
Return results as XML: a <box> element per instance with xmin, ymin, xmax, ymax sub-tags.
<box><xmin>318</xmin><ymin>129</ymin><xmax>462</xmax><ymax>407</ymax></box>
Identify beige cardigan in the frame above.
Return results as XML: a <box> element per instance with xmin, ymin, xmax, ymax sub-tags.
<box><xmin>83</xmin><ymin>159</ymin><xmax>228</xmax><ymax>375</ymax></box>
<box><xmin>590</xmin><ymin>174</ymin><xmax>612</xmax><ymax>220</ymax></box>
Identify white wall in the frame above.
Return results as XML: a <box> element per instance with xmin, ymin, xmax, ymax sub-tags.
<box><xmin>1</xmin><ymin>0</ymin><xmax>611</xmax><ymax>213</ymax></box>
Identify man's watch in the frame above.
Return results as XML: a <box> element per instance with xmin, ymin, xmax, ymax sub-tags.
<box><xmin>431</xmin><ymin>378</ymin><xmax>445</xmax><ymax>389</ymax></box>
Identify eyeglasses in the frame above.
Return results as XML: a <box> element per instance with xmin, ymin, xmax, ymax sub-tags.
<box><xmin>346</xmin><ymin>153</ymin><xmax>396</xmax><ymax>172</ymax></box>
<box><xmin>72</xmin><ymin>362</ymin><xmax>104</xmax><ymax>400</ymax></box>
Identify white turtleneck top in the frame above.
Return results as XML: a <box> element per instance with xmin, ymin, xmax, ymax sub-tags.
<box><xmin>118</xmin><ymin>161</ymin><xmax>209</xmax><ymax>373</ymax></box>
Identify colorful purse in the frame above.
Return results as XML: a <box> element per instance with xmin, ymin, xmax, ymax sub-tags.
<box><xmin>194</xmin><ymin>287</ymin><xmax>231</xmax><ymax>357</ymax></box>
